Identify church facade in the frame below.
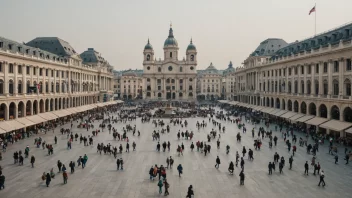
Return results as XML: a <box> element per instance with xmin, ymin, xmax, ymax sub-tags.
<box><xmin>142</xmin><ymin>26</ymin><xmax>197</xmax><ymax>100</ymax></box>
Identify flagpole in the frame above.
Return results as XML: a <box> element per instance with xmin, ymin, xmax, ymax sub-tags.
<box><xmin>315</xmin><ymin>3</ymin><xmax>317</xmax><ymax>36</ymax></box>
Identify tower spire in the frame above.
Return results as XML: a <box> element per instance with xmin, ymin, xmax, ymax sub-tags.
<box><xmin>190</xmin><ymin>37</ymin><xmax>193</xmax><ymax>44</ymax></box>
<box><xmin>170</xmin><ymin>21</ymin><xmax>172</xmax><ymax>28</ymax></box>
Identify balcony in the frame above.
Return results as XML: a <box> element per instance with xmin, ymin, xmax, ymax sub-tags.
<box><xmin>332</xmin><ymin>95</ymin><xmax>339</xmax><ymax>99</ymax></box>
<box><xmin>343</xmin><ymin>95</ymin><xmax>350</xmax><ymax>100</ymax></box>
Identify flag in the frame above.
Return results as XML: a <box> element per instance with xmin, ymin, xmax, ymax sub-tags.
<box><xmin>309</xmin><ymin>6</ymin><xmax>315</xmax><ymax>15</ymax></box>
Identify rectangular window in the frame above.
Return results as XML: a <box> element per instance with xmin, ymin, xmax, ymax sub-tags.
<box><xmin>180</xmin><ymin>86</ymin><xmax>183</xmax><ymax>90</ymax></box>
<box><xmin>26</xmin><ymin>66</ymin><xmax>30</xmax><ymax>75</ymax></box>
<box><xmin>158</xmin><ymin>86</ymin><xmax>161</xmax><ymax>90</ymax></box>
<box><xmin>33</xmin><ymin>67</ymin><xmax>36</xmax><ymax>75</ymax></box>
<box><xmin>334</xmin><ymin>61</ymin><xmax>339</xmax><ymax>72</ymax></box>
<box><xmin>0</xmin><ymin>42</ymin><xmax>3</xmax><ymax>48</ymax></box>
<box><xmin>56</xmin><ymin>70</ymin><xmax>59</xmax><ymax>77</ymax></box>
<box><xmin>315</xmin><ymin>64</ymin><xmax>319</xmax><ymax>73</ymax></box>
<box><xmin>0</xmin><ymin>63</ymin><xmax>2</xmax><ymax>72</ymax></box>
<box><xmin>301</xmin><ymin>66</ymin><xmax>304</xmax><ymax>74</ymax></box>
<box><xmin>9</xmin><ymin>64</ymin><xmax>14</xmax><ymax>73</ymax></box>
<box><xmin>308</xmin><ymin>65</ymin><xmax>311</xmax><ymax>74</ymax></box>
<box><xmin>51</xmin><ymin>70</ymin><xmax>54</xmax><ymax>77</ymax></box>
<box><xmin>294</xmin><ymin>67</ymin><xmax>298</xmax><ymax>75</ymax></box>
<box><xmin>323</xmin><ymin>62</ymin><xmax>328</xmax><ymax>73</ymax></box>
<box><xmin>288</xmin><ymin>68</ymin><xmax>291</xmax><ymax>75</ymax></box>
<box><xmin>18</xmin><ymin>66</ymin><xmax>22</xmax><ymax>74</ymax></box>
<box><xmin>62</xmin><ymin>71</ymin><xmax>64</xmax><ymax>78</ymax></box>
<box><xmin>46</xmin><ymin>69</ymin><xmax>48</xmax><ymax>76</ymax></box>
<box><xmin>347</xmin><ymin>59</ymin><xmax>352</xmax><ymax>71</ymax></box>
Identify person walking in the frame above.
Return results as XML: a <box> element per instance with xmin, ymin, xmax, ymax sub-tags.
<box><xmin>169</xmin><ymin>157</ymin><xmax>174</xmax><ymax>169</ymax></box>
<box><xmin>177</xmin><ymin>164</ymin><xmax>183</xmax><ymax>177</ymax></box>
<box><xmin>318</xmin><ymin>170</ymin><xmax>326</xmax><ymax>187</ymax></box>
<box><xmin>0</xmin><ymin>174</ymin><xmax>5</xmax><ymax>190</ymax></box>
<box><xmin>157</xmin><ymin>179</ymin><xmax>163</xmax><ymax>194</ymax></box>
<box><xmin>45</xmin><ymin>173</ymin><xmax>51</xmax><ymax>187</ymax></box>
<box><xmin>120</xmin><ymin>158</ymin><xmax>124</xmax><ymax>170</ymax></box>
<box><xmin>335</xmin><ymin>155</ymin><xmax>338</xmax><ymax>164</ymax></box>
<box><xmin>304</xmin><ymin>161</ymin><xmax>309</xmax><ymax>175</ymax></box>
<box><xmin>164</xmin><ymin>179</ymin><xmax>170</xmax><ymax>196</ymax></box>
<box><xmin>228</xmin><ymin>161</ymin><xmax>234</xmax><ymax>174</ymax></box>
<box><xmin>83</xmin><ymin>154</ymin><xmax>88</xmax><ymax>168</ymax></box>
<box><xmin>57</xmin><ymin>160</ymin><xmax>62</xmax><ymax>172</ymax></box>
<box><xmin>69</xmin><ymin>161</ymin><xmax>75</xmax><ymax>173</ymax></box>
<box><xmin>215</xmin><ymin>156</ymin><xmax>221</xmax><ymax>169</ymax></box>
<box><xmin>30</xmin><ymin>155</ymin><xmax>35</xmax><ymax>168</ymax></box>
<box><xmin>239</xmin><ymin>170</ymin><xmax>245</xmax><ymax>185</ymax></box>
<box><xmin>289</xmin><ymin>156</ymin><xmax>293</xmax><ymax>170</ymax></box>
<box><xmin>166</xmin><ymin>157</ymin><xmax>170</xmax><ymax>169</ymax></box>
<box><xmin>116</xmin><ymin>158</ymin><xmax>121</xmax><ymax>170</ymax></box>
<box><xmin>186</xmin><ymin>185</ymin><xmax>194</xmax><ymax>198</ymax></box>
<box><xmin>63</xmin><ymin>170</ymin><xmax>68</xmax><ymax>184</ymax></box>
<box><xmin>268</xmin><ymin>162</ymin><xmax>273</xmax><ymax>175</ymax></box>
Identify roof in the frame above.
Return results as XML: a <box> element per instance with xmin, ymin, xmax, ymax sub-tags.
<box><xmin>250</xmin><ymin>38</ymin><xmax>288</xmax><ymax>57</ymax></box>
<box><xmin>144</xmin><ymin>39</ymin><xmax>153</xmax><ymax>50</ymax></box>
<box><xmin>187</xmin><ymin>39</ymin><xmax>196</xmax><ymax>51</ymax></box>
<box><xmin>164</xmin><ymin>27</ymin><xmax>178</xmax><ymax>47</ymax></box>
<box><xmin>121</xmin><ymin>69</ymin><xmax>143</xmax><ymax>77</ymax></box>
<box><xmin>0</xmin><ymin>36</ymin><xmax>65</xmax><ymax>61</ymax></box>
<box><xmin>273</xmin><ymin>22</ymin><xmax>352</xmax><ymax>59</ymax></box>
<box><xmin>80</xmin><ymin>48</ymin><xmax>107</xmax><ymax>64</ymax></box>
<box><xmin>206</xmin><ymin>62</ymin><xmax>217</xmax><ymax>70</ymax></box>
<box><xmin>26</xmin><ymin>37</ymin><xmax>77</xmax><ymax>56</ymax></box>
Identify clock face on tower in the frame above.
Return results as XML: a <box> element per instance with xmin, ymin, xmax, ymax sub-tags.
<box><xmin>168</xmin><ymin>66</ymin><xmax>173</xmax><ymax>71</ymax></box>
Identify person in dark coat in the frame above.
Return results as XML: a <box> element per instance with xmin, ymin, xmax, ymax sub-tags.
<box><xmin>228</xmin><ymin>161</ymin><xmax>234</xmax><ymax>174</ymax></box>
<box><xmin>69</xmin><ymin>161</ymin><xmax>75</xmax><ymax>173</ymax></box>
<box><xmin>268</xmin><ymin>162</ymin><xmax>273</xmax><ymax>175</ymax></box>
<box><xmin>215</xmin><ymin>156</ymin><xmax>221</xmax><ymax>169</ymax></box>
<box><xmin>177</xmin><ymin>164</ymin><xmax>183</xmax><ymax>177</ymax></box>
<box><xmin>57</xmin><ymin>160</ymin><xmax>62</xmax><ymax>172</ymax></box>
<box><xmin>289</xmin><ymin>156</ymin><xmax>293</xmax><ymax>170</ymax></box>
<box><xmin>0</xmin><ymin>174</ymin><xmax>5</xmax><ymax>190</ymax></box>
<box><xmin>186</xmin><ymin>185</ymin><xmax>194</xmax><ymax>198</ymax></box>
<box><xmin>46</xmin><ymin>173</ymin><xmax>51</xmax><ymax>187</ymax></box>
<box><xmin>304</xmin><ymin>161</ymin><xmax>309</xmax><ymax>175</ymax></box>
<box><xmin>30</xmin><ymin>156</ymin><xmax>35</xmax><ymax>168</ymax></box>
<box><xmin>239</xmin><ymin>171</ymin><xmax>245</xmax><ymax>185</ymax></box>
<box><xmin>318</xmin><ymin>170</ymin><xmax>326</xmax><ymax>187</ymax></box>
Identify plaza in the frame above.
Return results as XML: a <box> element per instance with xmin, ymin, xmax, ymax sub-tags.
<box><xmin>0</xmin><ymin>106</ymin><xmax>352</xmax><ymax>198</ymax></box>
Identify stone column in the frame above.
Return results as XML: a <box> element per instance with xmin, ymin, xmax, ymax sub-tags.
<box><xmin>298</xmin><ymin>65</ymin><xmax>302</xmax><ymax>94</ymax></box>
<box><xmin>22</xmin><ymin>64</ymin><xmax>26</xmax><ymax>94</ymax></box>
<box><xmin>318</xmin><ymin>61</ymin><xmax>323</xmax><ymax>95</ymax></box>
<box><xmin>328</xmin><ymin>60</ymin><xmax>333</xmax><ymax>96</ymax></box>
<box><xmin>339</xmin><ymin>58</ymin><xmax>344</xmax><ymax>96</ymax></box>
<box><xmin>14</xmin><ymin>63</ymin><xmax>18</xmax><ymax>96</ymax></box>
<box><xmin>311</xmin><ymin>64</ymin><xmax>315</xmax><ymax>95</ymax></box>
<box><xmin>304</xmin><ymin>64</ymin><xmax>307</xmax><ymax>94</ymax></box>
<box><xmin>4</xmin><ymin>62</ymin><xmax>8</xmax><ymax>95</ymax></box>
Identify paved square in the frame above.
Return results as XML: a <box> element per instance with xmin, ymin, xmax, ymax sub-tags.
<box><xmin>0</xmin><ymin>107</ymin><xmax>352</xmax><ymax>198</ymax></box>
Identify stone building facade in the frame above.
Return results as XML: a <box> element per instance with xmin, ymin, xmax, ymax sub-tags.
<box><xmin>142</xmin><ymin>26</ymin><xmax>197</xmax><ymax>100</ymax></box>
<box><xmin>0</xmin><ymin>36</ymin><xmax>114</xmax><ymax>120</ymax></box>
<box><xmin>235</xmin><ymin>23</ymin><xmax>352</xmax><ymax>137</ymax></box>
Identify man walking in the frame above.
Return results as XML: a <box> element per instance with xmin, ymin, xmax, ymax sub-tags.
<box><xmin>304</xmin><ymin>161</ymin><xmax>309</xmax><ymax>175</ymax></box>
<box><xmin>268</xmin><ymin>162</ymin><xmax>273</xmax><ymax>175</ymax></box>
<box><xmin>318</xmin><ymin>170</ymin><xmax>326</xmax><ymax>187</ymax></box>
<box><xmin>289</xmin><ymin>156</ymin><xmax>293</xmax><ymax>170</ymax></box>
<box><xmin>215</xmin><ymin>156</ymin><xmax>221</xmax><ymax>169</ymax></box>
<box><xmin>30</xmin><ymin>155</ymin><xmax>35</xmax><ymax>168</ymax></box>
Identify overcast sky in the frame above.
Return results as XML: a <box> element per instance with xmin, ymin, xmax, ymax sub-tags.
<box><xmin>1</xmin><ymin>0</ymin><xmax>351</xmax><ymax>70</ymax></box>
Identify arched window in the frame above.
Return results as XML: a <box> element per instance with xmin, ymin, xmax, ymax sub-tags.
<box><xmin>45</xmin><ymin>82</ymin><xmax>49</xmax><ymax>93</ymax></box>
<box><xmin>146</xmin><ymin>54</ymin><xmax>150</xmax><ymax>61</ymax></box>
<box><xmin>158</xmin><ymin>67</ymin><xmax>161</xmax><ymax>72</ymax></box>
<box><xmin>180</xmin><ymin>67</ymin><xmax>183</xmax><ymax>72</ymax></box>
<box><xmin>166</xmin><ymin>79</ymin><xmax>170</xmax><ymax>83</ymax></box>
<box><xmin>171</xmin><ymin>79</ymin><xmax>175</xmax><ymax>83</ymax></box>
<box><xmin>170</xmin><ymin>52</ymin><xmax>172</xmax><ymax>58</ymax></box>
<box><xmin>190</xmin><ymin>55</ymin><xmax>194</xmax><ymax>61</ymax></box>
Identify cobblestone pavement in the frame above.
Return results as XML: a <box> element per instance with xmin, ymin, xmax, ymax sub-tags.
<box><xmin>0</xmin><ymin>109</ymin><xmax>352</xmax><ymax>198</ymax></box>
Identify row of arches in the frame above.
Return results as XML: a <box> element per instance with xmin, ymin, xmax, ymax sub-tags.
<box><xmin>0</xmin><ymin>96</ymin><xmax>96</xmax><ymax>120</ymax></box>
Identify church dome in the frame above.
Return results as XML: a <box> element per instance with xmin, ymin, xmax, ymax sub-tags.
<box><xmin>144</xmin><ymin>39</ymin><xmax>153</xmax><ymax>50</ymax></box>
<box><xmin>164</xmin><ymin>27</ymin><xmax>178</xmax><ymax>47</ymax></box>
<box><xmin>186</xmin><ymin>39</ymin><xmax>196</xmax><ymax>51</ymax></box>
